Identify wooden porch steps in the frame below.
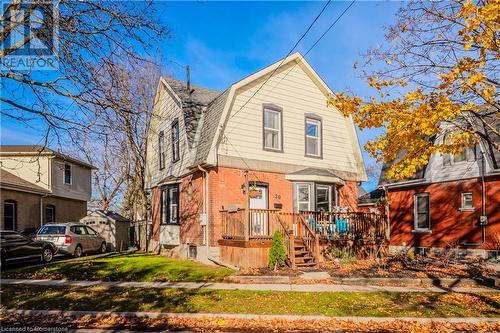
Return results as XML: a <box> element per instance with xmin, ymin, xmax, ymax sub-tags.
<box><xmin>292</xmin><ymin>238</ymin><xmax>317</xmax><ymax>268</ymax></box>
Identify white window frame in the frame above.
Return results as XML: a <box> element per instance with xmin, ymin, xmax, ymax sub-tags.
<box><xmin>305</xmin><ymin>117</ymin><xmax>321</xmax><ymax>157</ymax></box>
<box><xmin>295</xmin><ymin>183</ymin><xmax>311</xmax><ymax>212</ymax></box>
<box><xmin>315</xmin><ymin>184</ymin><xmax>331</xmax><ymax>211</ymax></box>
<box><xmin>63</xmin><ymin>163</ymin><xmax>72</xmax><ymax>185</ymax></box>
<box><xmin>413</xmin><ymin>193</ymin><xmax>431</xmax><ymax>231</ymax></box>
<box><xmin>263</xmin><ymin>108</ymin><xmax>282</xmax><ymax>151</ymax></box>
<box><xmin>460</xmin><ymin>192</ymin><xmax>474</xmax><ymax>211</ymax></box>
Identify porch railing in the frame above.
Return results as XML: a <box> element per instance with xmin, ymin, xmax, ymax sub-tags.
<box><xmin>300</xmin><ymin>211</ymin><xmax>389</xmax><ymax>241</ymax></box>
<box><xmin>220</xmin><ymin>209</ymin><xmax>388</xmax><ymax>266</ymax></box>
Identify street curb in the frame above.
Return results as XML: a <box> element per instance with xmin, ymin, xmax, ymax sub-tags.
<box><xmin>2</xmin><ymin>278</ymin><xmax>498</xmax><ymax>293</ymax></box>
<box><xmin>229</xmin><ymin>275</ymin><xmax>498</xmax><ymax>287</ymax></box>
<box><xmin>2</xmin><ymin>309</ymin><xmax>499</xmax><ymax>324</ymax></box>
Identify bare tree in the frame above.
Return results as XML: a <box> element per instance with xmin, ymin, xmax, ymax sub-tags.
<box><xmin>1</xmin><ymin>0</ymin><xmax>168</xmax><ymax>143</ymax></box>
<box><xmin>74</xmin><ymin>132</ymin><xmax>128</xmax><ymax>211</ymax></box>
<box><xmin>90</xmin><ymin>57</ymin><xmax>161</xmax><ymax>223</ymax></box>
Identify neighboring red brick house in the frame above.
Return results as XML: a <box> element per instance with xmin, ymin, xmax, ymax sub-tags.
<box><xmin>144</xmin><ymin>53</ymin><xmax>367</xmax><ymax>266</ymax></box>
<box><xmin>375</xmin><ymin>120</ymin><xmax>500</xmax><ymax>257</ymax></box>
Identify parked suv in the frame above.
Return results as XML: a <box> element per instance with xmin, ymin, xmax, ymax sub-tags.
<box><xmin>36</xmin><ymin>223</ymin><xmax>106</xmax><ymax>257</ymax></box>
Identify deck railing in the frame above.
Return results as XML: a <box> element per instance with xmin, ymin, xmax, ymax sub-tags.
<box><xmin>221</xmin><ymin>209</ymin><xmax>388</xmax><ymax>241</ymax></box>
<box><xmin>300</xmin><ymin>211</ymin><xmax>389</xmax><ymax>241</ymax></box>
<box><xmin>220</xmin><ymin>209</ymin><xmax>388</xmax><ymax>265</ymax></box>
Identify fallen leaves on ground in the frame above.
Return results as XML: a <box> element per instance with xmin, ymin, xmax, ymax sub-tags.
<box><xmin>325</xmin><ymin>255</ymin><xmax>496</xmax><ymax>279</ymax></box>
<box><xmin>1</xmin><ymin>312</ymin><xmax>498</xmax><ymax>332</ymax></box>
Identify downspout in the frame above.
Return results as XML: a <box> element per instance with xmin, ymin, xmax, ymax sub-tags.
<box><xmin>463</xmin><ymin>150</ymin><xmax>487</xmax><ymax>246</ymax></box>
<box><xmin>197</xmin><ymin>165</ymin><xmax>209</xmax><ymax>250</ymax></box>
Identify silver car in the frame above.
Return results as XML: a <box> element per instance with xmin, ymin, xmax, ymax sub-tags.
<box><xmin>36</xmin><ymin>223</ymin><xmax>106</xmax><ymax>257</ymax></box>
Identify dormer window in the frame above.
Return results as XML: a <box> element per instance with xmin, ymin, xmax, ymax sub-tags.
<box><xmin>443</xmin><ymin>131</ymin><xmax>476</xmax><ymax>165</ymax></box>
<box><xmin>64</xmin><ymin>164</ymin><xmax>72</xmax><ymax>185</ymax></box>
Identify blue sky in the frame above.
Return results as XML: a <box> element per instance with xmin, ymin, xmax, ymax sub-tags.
<box><xmin>1</xmin><ymin>1</ymin><xmax>401</xmax><ymax>190</ymax></box>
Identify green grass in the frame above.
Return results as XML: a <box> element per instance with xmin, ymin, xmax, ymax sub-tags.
<box><xmin>1</xmin><ymin>252</ymin><xmax>234</xmax><ymax>282</ymax></box>
<box><xmin>2</xmin><ymin>285</ymin><xmax>499</xmax><ymax>317</ymax></box>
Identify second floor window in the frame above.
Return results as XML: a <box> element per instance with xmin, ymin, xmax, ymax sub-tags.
<box><xmin>443</xmin><ymin>131</ymin><xmax>476</xmax><ymax>165</ymax></box>
<box><xmin>64</xmin><ymin>164</ymin><xmax>72</xmax><ymax>185</ymax></box>
<box><xmin>171</xmin><ymin>120</ymin><xmax>180</xmax><ymax>162</ymax></box>
<box><xmin>158</xmin><ymin>131</ymin><xmax>165</xmax><ymax>170</ymax></box>
<box><xmin>263</xmin><ymin>107</ymin><xmax>282</xmax><ymax>151</ymax></box>
<box><xmin>305</xmin><ymin>117</ymin><xmax>321</xmax><ymax>157</ymax></box>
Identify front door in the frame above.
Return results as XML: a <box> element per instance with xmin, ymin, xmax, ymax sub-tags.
<box><xmin>249</xmin><ymin>185</ymin><xmax>268</xmax><ymax>236</ymax></box>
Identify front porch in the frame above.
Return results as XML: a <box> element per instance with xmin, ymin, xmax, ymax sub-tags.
<box><xmin>218</xmin><ymin>209</ymin><xmax>389</xmax><ymax>268</ymax></box>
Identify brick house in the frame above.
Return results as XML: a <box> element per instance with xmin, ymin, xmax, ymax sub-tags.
<box><xmin>375</xmin><ymin>119</ymin><xmax>500</xmax><ymax>257</ymax></box>
<box><xmin>0</xmin><ymin>145</ymin><xmax>94</xmax><ymax>232</ymax></box>
<box><xmin>144</xmin><ymin>53</ymin><xmax>372</xmax><ymax>267</ymax></box>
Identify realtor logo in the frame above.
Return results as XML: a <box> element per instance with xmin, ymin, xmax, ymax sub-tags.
<box><xmin>1</xmin><ymin>0</ymin><xmax>59</xmax><ymax>70</ymax></box>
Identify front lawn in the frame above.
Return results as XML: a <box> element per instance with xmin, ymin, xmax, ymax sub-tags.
<box><xmin>2</xmin><ymin>285</ymin><xmax>499</xmax><ymax>318</ymax></box>
<box><xmin>1</xmin><ymin>252</ymin><xmax>234</xmax><ymax>282</ymax></box>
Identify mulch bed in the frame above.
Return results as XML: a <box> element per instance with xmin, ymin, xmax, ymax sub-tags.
<box><xmin>325</xmin><ymin>255</ymin><xmax>497</xmax><ymax>279</ymax></box>
<box><xmin>236</xmin><ymin>267</ymin><xmax>302</xmax><ymax>277</ymax></box>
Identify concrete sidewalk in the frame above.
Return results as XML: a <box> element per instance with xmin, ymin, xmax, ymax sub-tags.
<box><xmin>2</xmin><ymin>308</ymin><xmax>499</xmax><ymax>324</ymax></box>
<box><xmin>2</xmin><ymin>278</ymin><xmax>498</xmax><ymax>293</ymax></box>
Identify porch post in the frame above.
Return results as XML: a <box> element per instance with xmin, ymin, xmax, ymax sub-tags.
<box><xmin>244</xmin><ymin>170</ymin><xmax>250</xmax><ymax>241</ymax></box>
<box><xmin>290</xmin><ymin>231</ymin><xmax>296</xmax><ymax>269</ymax></box>
<box><xmin>314</xmin><ymin>233</ymin><xmax>321</xmax><ymax>263</ymax></box>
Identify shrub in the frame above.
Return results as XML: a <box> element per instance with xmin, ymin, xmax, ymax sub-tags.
<box><xmin>268</xmin><ymin>231</ymin><xmax>287</xmax><ymax>270</ymax></box>
<box><xmin>324</xmin><ymin>247</ymin><xmax>357</xmax><ymax>265</ymax></box>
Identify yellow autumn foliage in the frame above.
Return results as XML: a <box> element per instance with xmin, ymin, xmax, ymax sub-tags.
<box><xmin>328</xmin><ymin>0</ymin><xmax>499</xmax><ymax>180</ymax></box>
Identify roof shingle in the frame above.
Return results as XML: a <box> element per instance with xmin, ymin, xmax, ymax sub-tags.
<box><xmin>0</xmin><ymin>169</ymin><xmax>50</xmax><ymax>193</ymax></box>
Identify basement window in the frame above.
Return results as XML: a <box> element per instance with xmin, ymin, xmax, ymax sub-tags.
<box><xmin>460</xmin><ymin>192</ymin><xmax>474</xmax><ymax>211</ymax></box>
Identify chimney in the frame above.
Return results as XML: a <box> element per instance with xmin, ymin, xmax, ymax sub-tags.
<box><xmin>186</xmin><ymin>65</ymin><xmax>191</xmax><ymax>94</ymax></box>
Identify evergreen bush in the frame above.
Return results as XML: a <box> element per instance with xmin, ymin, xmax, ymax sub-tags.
<box><xmin>268</xmin><ymin>231</ymin><xmax>287</xmax><ymax>270</ymax></box>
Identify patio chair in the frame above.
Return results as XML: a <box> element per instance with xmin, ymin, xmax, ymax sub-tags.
<box><xmin>336</xmin><ymin>218</ymin><xmax>349</xmax><ymax>235</ymax></box>
<box><xmin>307</xmin><ymin>217</ymin><xmax>319</xmax><ymax>232</ymax></box>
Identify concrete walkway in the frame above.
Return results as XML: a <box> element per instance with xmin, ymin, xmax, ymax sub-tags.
<box><xmin>2</xmin><ymin>278</ymin><xmax>498</xmax><ymax>293</ymax></box>
<box><xmin>2</xmin><ymin>309</ymin><xmax>499</xmax><ymax>324</ymax></box>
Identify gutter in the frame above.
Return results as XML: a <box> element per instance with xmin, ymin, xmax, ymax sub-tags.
<box><xmin>382</xmin><ymin>179</ymin><xmax>427</xmax><ymax>190</ymax></box>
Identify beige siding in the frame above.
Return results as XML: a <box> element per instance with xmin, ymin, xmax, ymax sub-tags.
<box><xmin>220</xmin><ymin>61</ymin><xmax>364</xmax><ymax>179</ymax></box>
<box><xmin>145</xmin><ymin>81</ymin><xmax>193</xmax><ymax>189</ymax></box>
<box><xmin>0</xmin><ymin>155</ymin><xmax>50</xmax><ymax>190</ymax></box>
<box><xmin>50</xmin><ymin>157</ymin><xmax>92</xmax><ymax>201</ymax></box>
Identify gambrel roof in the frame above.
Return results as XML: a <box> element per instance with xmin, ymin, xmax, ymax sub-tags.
<box><xmin>160</xmin><ymin>52</ymin><xmax>366</xmax><ymax>180</ymax></box>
